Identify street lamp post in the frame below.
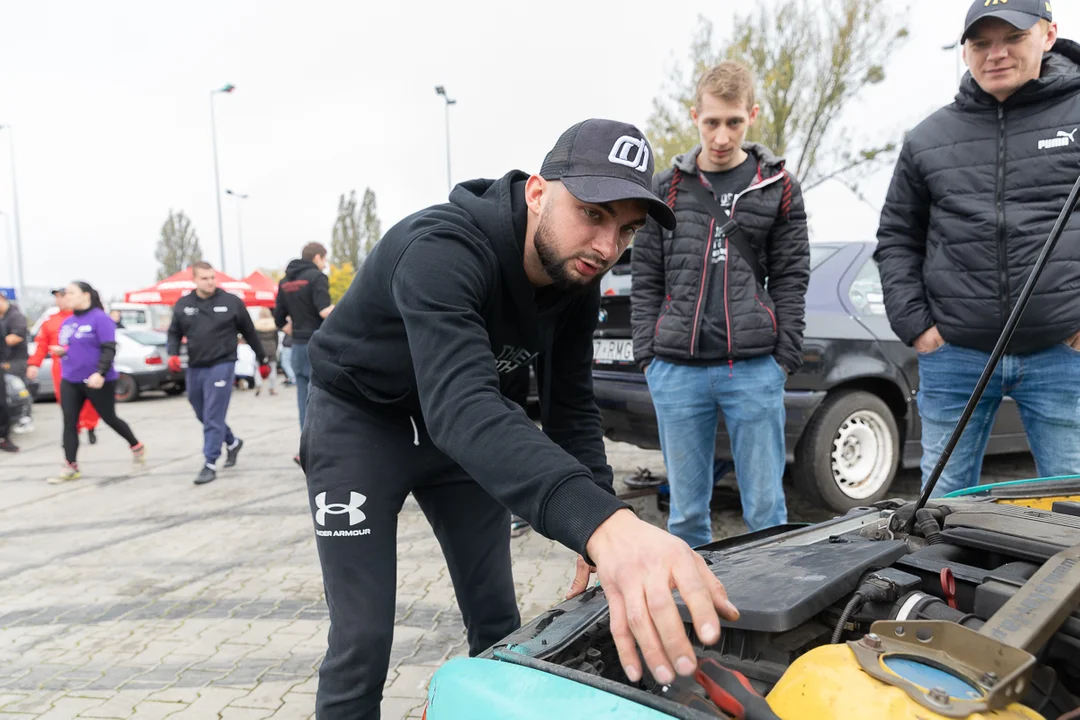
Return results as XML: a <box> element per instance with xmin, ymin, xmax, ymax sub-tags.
<box><xmin>943</xmin><ymin>35</ymin><xmax>963</xmax><ymax>87</ymax></box>
<box><xmin>226</xmin><ymin>189</ymin><xmax>249</xmax><ymax>278</ymax></box>
<box><xmin>210</xmin><ymin>84</ymin><xmax>235</xmax><ymax>273</ymax></box>
<box><xmin>0</xmin><ymin>125</ymin><xmax>25</xmax><ymax>303</ymax></box>
<box><xmin>0</xmin><ymin>210</ymin><xmax>13</xmax><ymax>290</ymax></box>
<box><xmin>435</xmin><ymin>86</ymin><xmax>457</xmax><ymax>193</ymax></box>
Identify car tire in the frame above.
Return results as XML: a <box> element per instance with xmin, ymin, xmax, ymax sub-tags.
<box><xmin>793</xmin><ymin>390</ymin><xmax>899</xmax><ymax>513</ymax></box>
<box><xmin>114</xmin><ymin>374</ymin><xmax>139</xmax><ymax>403</ymax></box>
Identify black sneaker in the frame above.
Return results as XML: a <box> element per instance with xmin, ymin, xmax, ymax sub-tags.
<box><xmin>624</xmin><ymin>467</ymin><xmax>666</xmax><ymax>489</ymax></box>
<box><xmin>88</xmin><ymin>429</ymin><xmax>97</xmax><ymax>445</ymax></box>
<box><xmin>510</xmin><ymin>515</ymin><xmax>531</xmax><ymax>538</ymax></box>
<box><xmin>224</xmin><ymin>439</ymin><xmax>243</xmax><ymax>468</ymax></box>
<box><xmin>194</xmin><ymin>465</ymin><xmax>217</xmax><ymax>485</ymax></box>
<box><xmin>0</xmin><ymin>438</ymin><xmax>19</xmax><ymax>453</ymax></box>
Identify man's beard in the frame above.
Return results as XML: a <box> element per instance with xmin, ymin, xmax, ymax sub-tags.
<box><xmin>534</xmin><ymin>214</ymin><xmax>606</xmax><ymax>294</ymax></box>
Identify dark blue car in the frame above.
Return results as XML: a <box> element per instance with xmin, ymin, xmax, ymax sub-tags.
<box><xmin>592</xmin><ymin>240</ymin><xmax>1030</xmax><ymax>512</ymax></box>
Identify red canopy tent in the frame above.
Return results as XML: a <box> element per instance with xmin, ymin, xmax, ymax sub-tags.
<box><xmin>125</xmin><ymin>268</ymin><xmax>275</xmax><ymax>307</ymax></box>
<box><xmin>242</xmin><ymin>271</ymin><xmax>279</xmax><ymax>306</ymax></box>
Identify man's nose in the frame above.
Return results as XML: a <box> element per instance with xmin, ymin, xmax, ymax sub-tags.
<box><xmin>988</xmin><ymin>43</ymin><xmax>1009</xmax><ymax>61</ymax></box>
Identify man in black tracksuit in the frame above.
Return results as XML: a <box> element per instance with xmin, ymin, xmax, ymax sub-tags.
<box><xmin>631</xmin><ymin>61</ymin><xmax>810</xmax><ymax>547</ymax></box>
<box><xmin>0</xmin><ymin>313</ymin><xmax>15</xmax><ymax>453</ymax></box>
<box><xmin>168</xmin><ymin>262</ymin><xmax>268</xmax><ymax>485</ymax></box>
<box><xmin>274</xmin><ymin>242</ymin><xmax>333</xmax><ymax>433</ymax></box>
<box><xmin>303</xmin><ymin>119</ymin><xmax>739</xmax><ymax>718</ymax></box>
<box><xmin>875</xmin><ymin>0</ymin><xmax>1080</xmax><ymax>497</ymax></box>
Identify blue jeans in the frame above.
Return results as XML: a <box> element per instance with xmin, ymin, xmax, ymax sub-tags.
<box><xmin>280</xmin><ymin>346</ymin><xmax>297</xmax><ymax>383</ymax></box>
<box><xmin>918</xmin><ymin>341</ymin><xmax>1080</xmax><ymax>497</ymax></box>
<box><xmin>186</xmin><ymin>362</ymin><xmax>236</xmax><ymax>465</ymax></box>
<box><xmin>646</xmin><ymin>355</ymin><xmax>788</xmax><ymax>547</ymax></box>
<box><xmin>291</xmin><ymin>342</ymin><xmax>311</xmax><ymax>430</ymax></box>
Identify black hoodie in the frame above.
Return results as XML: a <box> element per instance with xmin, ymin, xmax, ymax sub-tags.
<box><xmin>308</xmin><ymin>171</ymin><xmax>628</xmax><ymax>559</ymax></box>
<box><xmin>274</xmin><ymin>259</ymin><xmax>332</xmax><ymax>342</ymax></box>
<box><xmin>876</xmin><ymin>39</ymin><xmax>1080</xmax><ymax>354</ymax></box>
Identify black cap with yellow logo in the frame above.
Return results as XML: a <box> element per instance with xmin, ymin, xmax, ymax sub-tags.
<box><xmin>962</xmin><ymin>0</ymin><xmax>1053</xmax><ymax>43</ymax></box>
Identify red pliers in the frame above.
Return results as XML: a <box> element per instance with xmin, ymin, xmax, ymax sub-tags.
<box><xmin>664</xmin><ymin>658</ymin><xmax>781</xmax><ymax>720</ymax></box>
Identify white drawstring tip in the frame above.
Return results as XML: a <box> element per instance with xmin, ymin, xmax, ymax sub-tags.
<box><xmin>409</xmin><ymin>416</ymin><xmax>419</xmax><ymax>447</ymax></box>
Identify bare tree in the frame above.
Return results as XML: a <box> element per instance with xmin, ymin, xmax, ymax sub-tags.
<box><xmin>647</xmin><ymin>0</ymin><xmax>909</xmax><ymax>193</ymax></box>
<box><xmin>155</xmin><ymin>210</ymin><xmax>203</xmax><ymax>280</ymax></box>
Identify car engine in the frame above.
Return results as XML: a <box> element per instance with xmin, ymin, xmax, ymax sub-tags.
<box><xmin>486</xmin><ymin>496</ymin><xmax>1080</xmax><ymax>719</ymax></box>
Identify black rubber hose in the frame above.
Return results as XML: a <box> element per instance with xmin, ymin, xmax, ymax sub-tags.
<box><xmin>915</xmin><ymin>508</ymin><xmax>944</xmax><ymax>545</ymax></box>
<box><xmin>832</xmin><ymin>593</ymin><xmax>864</xmax><ymax>644</ymax></box>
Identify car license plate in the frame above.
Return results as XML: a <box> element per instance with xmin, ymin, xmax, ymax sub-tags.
<box><xmin>593</xmin><ymin>339</ymin><xmax>634</xmax><ymax>365</ymax></box>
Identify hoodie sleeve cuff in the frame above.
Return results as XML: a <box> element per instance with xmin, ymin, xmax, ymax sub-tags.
<box><xmin>541</xmin><ymin>474</ymin><xmax>630</xmax><ymax>564</ymax></box>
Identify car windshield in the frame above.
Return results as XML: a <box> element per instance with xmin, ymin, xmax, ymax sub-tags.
<box><xmin>121</xmin><ymin>330</ymin><xmax>167</xmax><ymax>346</ymax></box>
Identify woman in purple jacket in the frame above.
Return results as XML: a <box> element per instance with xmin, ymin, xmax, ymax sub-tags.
<box><xmin>48</xmin><ymin>281</ymin><xmax>145</xmax><ymax>483</ymax></box>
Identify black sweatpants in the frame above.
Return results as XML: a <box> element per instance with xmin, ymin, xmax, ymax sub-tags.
<box><xmin>0</xmin><ymin>368</ymin><xmax>9</xmax><ymax>440</ymax></box>
<box><xmin>61</xmin><ymin>379</ymin><xmax>140</xmax><ymax>463</ymax></box>
<box><xmin>300</xmin><ymin>385</ymin><xmax>521</xmax><ymax>720</ymax></box>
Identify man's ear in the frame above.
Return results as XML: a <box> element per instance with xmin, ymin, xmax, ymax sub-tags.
<box><xmin>690</xmin><ymin>106</ymin><xmax>700</xmax><ymax>125</ymax></box>
<box><xmin>525</xmin><ymin>175</ymin><xmax>547</xmax><ymax>217</ymax></box>
<box><xmin>1046</xmin><ymin>22</ymin><xmax>1059</xmax><ymax>51</ymax></box>
<box><xmin>748</xmin><ymin>103</ymin><xmax>761</xmax><ymax>125</ymax></box>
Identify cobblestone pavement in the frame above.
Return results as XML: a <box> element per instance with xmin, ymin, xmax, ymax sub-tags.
<box><xmin>0</xmin><ymin>387</ymin><xmax>1037</xmax><ymax>719</ymax></box>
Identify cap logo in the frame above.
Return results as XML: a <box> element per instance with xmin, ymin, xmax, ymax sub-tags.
<box><xmin>608</xmin><ymin>135</ymin><xmax>650</xmax><ymax>173</ymax></box>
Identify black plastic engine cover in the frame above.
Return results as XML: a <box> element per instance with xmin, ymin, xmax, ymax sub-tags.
<box><xmin>681</xmin><ymin>540</ymin><xmax>909</xmax><ymax>633</ymax></box>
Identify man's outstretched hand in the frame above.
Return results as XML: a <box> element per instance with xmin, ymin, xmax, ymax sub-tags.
<box><xmin>585</xmin><ymin>509</ymin><xmax>738</xmax><ymax>686</ymax></box>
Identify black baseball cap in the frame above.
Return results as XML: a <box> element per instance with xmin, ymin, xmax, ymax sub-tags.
<box><xmin>540</xmin><ymin>119</ymin><xmax>677</xmax><ymax>231</ymax></box>
<box><xmin>962</xmin><ymin>0</ymin><xmax>1053</xmax><ymax>43</ymax></box>
<box><xmin>50</xmin><ymin>288</ymin><xmax>65</xmax><ymax>295</ymax></box>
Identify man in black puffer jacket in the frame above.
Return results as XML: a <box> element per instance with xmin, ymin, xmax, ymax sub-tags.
<box><xmin>875</xmin><ymin>0</ymin><xmax>1080</xmax><ymax>497</ymax></box>
<box><xmin>631</xmin><ymin>60</ymin><xmax>810</xmax><ymax>546</ymax></box>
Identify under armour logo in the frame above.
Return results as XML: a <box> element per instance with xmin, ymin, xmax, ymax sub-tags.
<box><xmin>314</xmin><ymin>491</ymin><xmax>367</xmax><ymax>527</ymax></box>
<box><xmin>608</xmin><ymin>135</ymin><xmax>650</xmax><ymax>173</ymax></box>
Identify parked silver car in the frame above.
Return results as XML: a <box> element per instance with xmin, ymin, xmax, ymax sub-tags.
<box><xmin>31</xmin><ymin>329</ymin><xmax>187</xmax><ymax>403</ymax></box>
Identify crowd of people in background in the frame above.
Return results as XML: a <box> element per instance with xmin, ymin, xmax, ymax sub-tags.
<box><xmin>0</xmin><ymin>241</ymin><xmax>333</xmax><ymax>482</ymax></box>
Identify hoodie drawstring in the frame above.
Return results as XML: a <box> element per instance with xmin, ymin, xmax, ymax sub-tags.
<box><xmin>409</xmin><ymin>416</ymin><xmax>419</xmax><ymax>447</ymax></box>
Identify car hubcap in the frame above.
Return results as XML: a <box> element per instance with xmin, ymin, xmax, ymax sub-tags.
<box><xmin>830</xmin><ymin>410</ymin><xmax>894</xmax><ymax>499</ymax></box>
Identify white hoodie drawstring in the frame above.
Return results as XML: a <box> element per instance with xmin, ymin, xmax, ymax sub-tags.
<box><xmin>409</xmin><ymin>416</ymin><xmax>419</xmax><ymax>447</ymax></box>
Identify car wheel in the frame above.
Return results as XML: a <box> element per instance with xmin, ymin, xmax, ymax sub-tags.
<box><xmin>794</xmin><ymin>390</ymin><xmax>899</xmax><ymax>512</ymax></box>
<box><xmin>114</xmin><ymin>374</ymin><xmax>139</xmax><ymax>403</ymax></box>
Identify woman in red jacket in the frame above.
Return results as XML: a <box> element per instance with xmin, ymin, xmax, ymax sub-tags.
<box><xmin>25</xmin><ymin>288</ymin><xmax>100</xmax><ymax>441</ymax></box>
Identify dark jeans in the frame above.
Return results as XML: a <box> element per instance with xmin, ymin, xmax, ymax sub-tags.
<box><xmin>301</xmin><ymin>385</ymin><xmax>520</xmax><ymax>720</ymax></box>
<box><xmin>186</xmin><ymin>362</ymin><xmax>237</xmax><ymax>465</ymax></box>
<box><xmin>61</xmin><ymin>379</ymin><xmax>139</xmax><ymax>463</ymax></box>
<box><xmin>291</xmin><ymin>342</ymin><xmax>311</xmax><ymax>429</ymax></box>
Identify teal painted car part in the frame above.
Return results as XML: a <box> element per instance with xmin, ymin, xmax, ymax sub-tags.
<box><xmin>942</xmin><ymin>475</ymin><xmax>1080</xmax><ymax>498</ymax></box>
<box><xmin>425</xmin><ymin>657</ymin><xmax>676</xmax><ymax>719</ymax></box>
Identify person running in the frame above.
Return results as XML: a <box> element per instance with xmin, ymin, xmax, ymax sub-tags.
<box><xmin>49</xmin><ymin>281</ymin><xmax>145</xmax><ymax>483</ymax></box>
<box><xmin>27</xmin><ymin>288</ymin><xmax>101</xmax><ymax>444</ymax></box>
<box><xmin>167</xmin><ymin>261</ymin><xmax>269</xmax><ymax>485</ymax></box>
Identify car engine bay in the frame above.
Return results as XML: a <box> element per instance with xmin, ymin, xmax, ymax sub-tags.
<box><xmin>487</xmin><ymin>497</ymin><xmax>1080</xmax><ymax>719</ymax></box>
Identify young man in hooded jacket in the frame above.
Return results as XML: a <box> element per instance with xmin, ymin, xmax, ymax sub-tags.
<box><xmin>631</xmin><ymin>61</ymin><xmax>810</xmax><ymax>548</ymax></box>
<box><xmin>303</xmin><ymin>119</ymin><xmax>740</xmax><ymax>719</ymax></box>
<box><xmin>274</xmin><ymin>242</ymin><xmax>334</xmax><ymax>433</ymax></box>
<box><xmin>875</xmin><ymin>0</ymin><xmax>1080</xmax><ymax>497</ymax></box>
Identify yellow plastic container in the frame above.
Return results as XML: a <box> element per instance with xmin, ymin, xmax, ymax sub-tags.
<box><xmin>766</xmin><ymin>644</ymin><xmax>1045</xmax><ymax>720</ymax></box>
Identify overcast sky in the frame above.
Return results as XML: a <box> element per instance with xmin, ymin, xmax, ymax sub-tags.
<box><xmin>2</xmin><ymin>0</ymin><xmax>1079</xmax><ymax>300</ymax></box>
